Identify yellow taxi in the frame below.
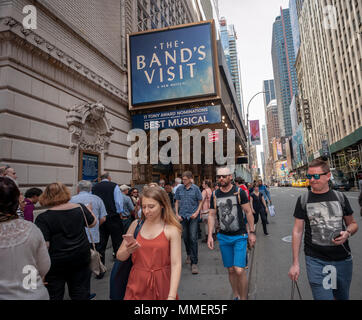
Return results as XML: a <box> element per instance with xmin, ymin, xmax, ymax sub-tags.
<box><xmin>298</xmin><ymin>179</ymin><xmax>308</xmax><ymax>187</ymax></box>
<box><xmin>305</xmin><ymin>179</ymin><xmax>310</xmax><ymax>187</ymax></box>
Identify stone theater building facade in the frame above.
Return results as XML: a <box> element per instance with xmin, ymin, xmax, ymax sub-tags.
<box><xmin>0</xmin><ymin>0</ymin><xmax>249</xmax><ymax>192</ymax></box>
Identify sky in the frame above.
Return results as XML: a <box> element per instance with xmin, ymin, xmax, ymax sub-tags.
<box><xmin>218</xmin><ymin>0</ymin><xmax>290</xmax><ymax>168</ymax></box>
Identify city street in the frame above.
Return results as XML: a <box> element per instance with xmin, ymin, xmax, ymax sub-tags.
<box><xmin>72</xmin><ymin>187</ymin><xmax>362</xmax><ymax>301</ymax></box>
<box><xmin>1</xmin><ymin>0</ymin><xmax>362</xmax><ymax>304</ymax></box>
<box><xmin>248</xmin><ymin>187</ymin><xmax>362</xmax><ymax>300</ymax></box>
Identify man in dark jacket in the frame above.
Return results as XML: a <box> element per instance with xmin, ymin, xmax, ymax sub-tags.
<box><xmin>92</xmin><ymin>172</ymin><xmax>124</xmax><ymax>279</ymax></box>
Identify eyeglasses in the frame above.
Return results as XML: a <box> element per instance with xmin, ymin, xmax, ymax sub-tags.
<box><xmin>306</xmin><ymin>172</ymin><xmax>329</xmax><ymax>180</ymax></box>
<box><xmin>216</xmin><ymin>175</ymin><xmax>229</xmax><ymax>179</ymax></box>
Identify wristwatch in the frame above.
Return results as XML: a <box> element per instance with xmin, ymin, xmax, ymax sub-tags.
<box><xmin>249</xmin><ymin>231</ymin><xmax>256</xmax><ymax>234</ymax></box>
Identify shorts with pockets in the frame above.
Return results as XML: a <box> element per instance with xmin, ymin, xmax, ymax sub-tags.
<box><xmin>217</xmin><ymin>233</ymin><xmax>248</xmax><ymax>268</ymax></box>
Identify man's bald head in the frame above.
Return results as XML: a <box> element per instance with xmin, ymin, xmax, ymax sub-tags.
<box><xmin>216</xmin><ymin>167</ymin><xmax>233</xmax><ymax>188</ymax></box>
<box><xmin>216</xmin><ymin>167</ymin><xmax>232</xmax><ymax>176</ymax></box>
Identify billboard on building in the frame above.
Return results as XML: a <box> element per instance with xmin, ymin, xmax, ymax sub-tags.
<box><xmin>250</xmin><ymin>120</ymin><xmax>261</xmax><ymax>145</ymax></box>
<box><xmin>292</xmin><ymin>123</ymin><xmax>306</xmax><ymax>168</ymax></box>
<box><xmin>275</xmin><ymin>160</ymin><xmax>288</xmax><ymax>178</ymax></box>
<box><xmin>277</xmin><ymin>140</ymin><xmax>283</xmax><ymax>157</ymax></box>
<box><xmin>128</xmin><ymin>20</ymin><xmax>220</xmax><ymax>110</ymax></box>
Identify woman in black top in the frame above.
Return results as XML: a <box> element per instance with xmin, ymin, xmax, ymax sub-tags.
<box><xmin>250</xmin><ymin>186</ymin><xmax>269</xmax><ymax>235</ymax></box>
<box><xmin>35</xmin><ymin>182</ymin><xmax>97</xmax><ymax>300</ymax></box>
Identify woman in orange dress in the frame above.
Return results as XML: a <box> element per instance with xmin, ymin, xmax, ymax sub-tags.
<box><xmin>116</xmin><ymin>186</ymin><xmax>182</xmax><ymax>300</ymax></box>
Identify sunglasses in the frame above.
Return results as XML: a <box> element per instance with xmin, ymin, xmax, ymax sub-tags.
<box><xmin>216</xmin><ymin>175</ymin><xmax>230</xmax><ymax>179</ymax></box>
<box><xmin>306</xmin><ymin>172</ymin><xmax>329</xmax><ymax>180</ymax></box>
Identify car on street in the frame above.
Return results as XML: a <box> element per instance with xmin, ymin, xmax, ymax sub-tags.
<box><xmin>299</xmin><ymin>179</ymin><xmax>310</xmax><ymax>187</ymax></box>
<box><xmin>284</xmin><ymin>180</ymin><xmax>292</xmax><ymax>187</ymax></box>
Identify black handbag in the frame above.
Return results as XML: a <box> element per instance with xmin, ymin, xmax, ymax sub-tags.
<box><xmin>109</xmin><ymin>220</ymin><xmax>143</xmax><ymax>300</ymax></box>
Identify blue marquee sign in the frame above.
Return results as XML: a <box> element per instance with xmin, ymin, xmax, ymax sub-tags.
<box><xmin>131</xmin><ymin>105</ymin><xmax>221</xmax><ymax>130</ymax></box>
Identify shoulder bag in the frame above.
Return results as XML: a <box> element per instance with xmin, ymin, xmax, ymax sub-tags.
<box><xmin>79</xmin><ymin>204</ymin><xmax>107</xmax><ymax>276</ymax></box>
<box><xmin>109</xmin><ymin>219</ymin><xmax>144</xmax><ymax>300</ymax></box>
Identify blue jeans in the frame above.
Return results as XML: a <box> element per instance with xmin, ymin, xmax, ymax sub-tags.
<box><xmin>305</xmin><ymin>255</ymin><xmax>353</xmax><ymax>300</ymax></box>
<box><xmin>181</xmin><ymin>217</ymin><xmax>199</xmax><ymax>265</ymax></box>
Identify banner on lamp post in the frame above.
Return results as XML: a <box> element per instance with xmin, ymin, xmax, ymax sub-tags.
<box><xmin>250</xmin><ymin>120</ymin><xmax>261</xmax><ymax>145</ymax></box>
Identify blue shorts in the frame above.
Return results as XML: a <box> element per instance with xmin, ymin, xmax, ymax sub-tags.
<box><xmin>217</xmin><ymin>233</ymin><xmax>248</xmax><ymax>268</ymax></box>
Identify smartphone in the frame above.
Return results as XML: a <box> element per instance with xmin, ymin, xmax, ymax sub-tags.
<box><xmin>122</xmin><ymin>234</ymin><xmax>135</xmax><ymax>243</ymax></box>
<box><xmin>332</xmin><ymin>230</ymin><xmax>342</xmax><ymax>240</ymax></box>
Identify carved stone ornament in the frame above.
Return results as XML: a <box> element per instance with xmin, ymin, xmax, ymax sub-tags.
<box><xmin>66</xmin><ymin>102</ymin><xmax>114</xmax><ymax>155</ymax></box>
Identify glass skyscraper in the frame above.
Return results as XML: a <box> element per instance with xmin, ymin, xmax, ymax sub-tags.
<box><xmin>263</xmin><ymin>79</ymin><xmax>276</xmax><ymax>110</ymax></box>
<box><xmin>271</xmin><ymin>8</ymin><xmax>298</xmax><ymax>137</ymax></box>
<box><xmin>219</xmin><ymin>17</ymin><xmax>244</xmax><ymax>114</ymax></box>
<box><xmin>289</xmin><ymin>0</ymin><xmax>304</xmax><ymax>57</ymax></box>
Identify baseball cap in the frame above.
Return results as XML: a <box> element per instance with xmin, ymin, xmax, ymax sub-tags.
<box><xmin>120</xmin><ymin>184</ymin><xmax>131</xmax><ymax>191</ymax></box>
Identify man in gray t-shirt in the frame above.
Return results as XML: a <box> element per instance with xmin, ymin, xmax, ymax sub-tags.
<box><xmin>120</xmin><ymin>184</ymin><xmax>135</xmax><ymax>233</ymax></box>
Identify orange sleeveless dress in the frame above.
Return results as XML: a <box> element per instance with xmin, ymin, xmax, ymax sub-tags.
<box><xmin>124</xmin><ymin>229</ymin><xmax>178</xmax><ymax>300</ymax></box>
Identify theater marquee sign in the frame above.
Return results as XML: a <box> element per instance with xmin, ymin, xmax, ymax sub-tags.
<box><xmin>127</xmin><ymin>20</ymin><xmax>220</xmax><ymax>110</ymax></box>
<box><xmin>131</xmin><ymin>105</ymin><xmax>221</xmax><ymax>130</ymax></box>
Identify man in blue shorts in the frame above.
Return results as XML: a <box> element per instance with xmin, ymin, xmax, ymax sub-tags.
<box><xmin>208</xmin><ymin>167</ymin><xmax>256</xmax><ymax>300</ymax></box>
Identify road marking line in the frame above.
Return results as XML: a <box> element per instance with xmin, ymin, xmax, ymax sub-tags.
<box><xmin>282</xmin><ymin>235</ymin><xmax>292</xmax><ymax>243</ymax></box>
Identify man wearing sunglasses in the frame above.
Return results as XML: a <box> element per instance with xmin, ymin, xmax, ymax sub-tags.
<box><xmin>288</xmin><ymin>159</ymin><xmax>358</xmax><ymax>300</ymax></box>
<box><xmin>208</xmin><ymin>167</ymin><xmax>255</xmax><ymax>300</ymax></box>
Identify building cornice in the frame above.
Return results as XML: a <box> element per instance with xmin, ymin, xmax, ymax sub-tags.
<box><xmin>0</xmin><ymin>17</ymin><xmax>128</xmax><ymax>103</ymax></box>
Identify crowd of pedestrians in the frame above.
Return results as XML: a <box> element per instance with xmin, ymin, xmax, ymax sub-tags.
<box><xmin>0</xmin><ymin>161</ymin><xmax>360</xmax><ymax>300</ymax></box>
<box><xmin>0</xmin><ymin>164</ymin><xmax>272</xmax><ymax>300</ymax></box>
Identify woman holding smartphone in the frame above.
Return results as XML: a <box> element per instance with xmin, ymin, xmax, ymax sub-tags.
<box><xmin>116</xmin><ymin>186</ymin><xmax>182</xmax><ymax>300</ymax></box>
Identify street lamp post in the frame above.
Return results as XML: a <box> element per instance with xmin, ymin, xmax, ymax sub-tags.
<box><xmin>246</xmin><ymin>91</ymin><xmax>268</xmax><ymax>172</ymax></box>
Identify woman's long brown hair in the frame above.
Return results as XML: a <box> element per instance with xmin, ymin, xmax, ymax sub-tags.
<box><xmin>140</xmin><ymin>186</ymin><xmax>182</xmax><ymax>233</ymax></box>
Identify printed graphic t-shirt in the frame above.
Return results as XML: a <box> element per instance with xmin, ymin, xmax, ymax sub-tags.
<box><xmin>294</xmin><ymin>190</ymin><xmax>353</xmax><ymax>261</ymax></box>
<box><xmin>210</xmin><ymin>185</ymin><xmax>249</xmax><ymax>236</ymax></box>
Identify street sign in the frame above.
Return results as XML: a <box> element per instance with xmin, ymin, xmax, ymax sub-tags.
<box><xmin>321</xmin><ymin>140</ymin><xmax>329</xmax><ymax>157</ymax></box>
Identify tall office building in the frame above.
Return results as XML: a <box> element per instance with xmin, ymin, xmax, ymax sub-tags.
<box><xmin>133</xmin><ymin>0</ymin><xmax>197</xmax><ymax>31</ymax></box>
<box><xmin>289</xmin><ymin>0</ymin><xmax>304</xmax><ymax>56</ymax></box>
<box><xmin>266</xmin><ymin>100</ymin><xmax>280</xmax><ymax>157</ymax></box>
<box><xmin>199</xmin><ymin>0</ymin><xmax>220</xmax><ymax>21</ymax></box>
<box><xmin>261</xmin><ymin>125</ymin><xmax>269</xmax><ymax>181</ymax></box>
<box><xmin>271</xmin><ymin>8</ymin><xmax>298</xmax><ymax>137</ymax></box>
<box><xmin>260</xmin><ymin>151</ymin><xmax>266</xmax><ymax>181</ymax></box>
<box><xmin>219</xmin><ymin>17</ymin><xmax>244</xmax><ymax>114</ymax></box>
<box><xmin>263</xmin><ymin>79</ymin><xmax>276</xmax><ymax>111</ymax></box>
<box><xmin>297</xmin><ymin>0</ymin><xmax>362</xmax><ymax>181</ymax></box>
<box><xmin>262</xmin><ymin>125</ymin><xmax>269</xmax><ymax>159</ymax></box>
